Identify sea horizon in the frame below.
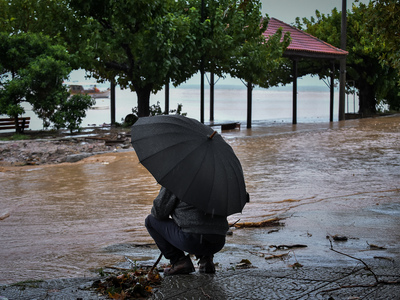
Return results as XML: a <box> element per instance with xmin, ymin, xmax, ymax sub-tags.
<box><xmin>3</xmin><ymin>70</ymin><xmax>359</xmax><ymax>132</ymax></box>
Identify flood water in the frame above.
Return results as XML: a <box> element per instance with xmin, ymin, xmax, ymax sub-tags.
<box><xmin>1</xmin><ymin>115</ymin><xmax>399</xmax><ymax>284</ymax></box>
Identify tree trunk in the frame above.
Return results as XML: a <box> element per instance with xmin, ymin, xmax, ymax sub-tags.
<box><xmin>358</xmin><ymin>80</ymin><xmax>376</xmax><ymax>117</ymax></box>
<box><xmin>12</xmin><ymin>113</ymin><xmax>22</xmax><ymax>134</ymax></box>
<box><xmin>136</xmin><ymin>85</ymin><xmax>152</xmax><ymax>117</ymax></box>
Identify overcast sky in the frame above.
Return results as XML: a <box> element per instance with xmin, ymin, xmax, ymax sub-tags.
<box><xmin>260</xmin><ymin>0</ymin><xmax>369</xmax><ymax>24</ymax></box>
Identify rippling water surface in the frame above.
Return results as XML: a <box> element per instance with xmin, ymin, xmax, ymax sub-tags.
<box><xmin>0</xmin><ymin>115</ymin><xmax>399</xmax><ymax>284</ymax></box>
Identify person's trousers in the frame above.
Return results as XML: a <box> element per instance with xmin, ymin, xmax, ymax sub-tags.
<box><xmin>145</xmin><ymin>214</ymin><xmax>225</xmax><ymax>264</ymax></box>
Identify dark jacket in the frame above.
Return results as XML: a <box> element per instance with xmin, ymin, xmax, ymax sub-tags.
<box><xmin>151</xmin><ymin>187</ymin><xmax>229</xmax><ymax>236</ymax></box>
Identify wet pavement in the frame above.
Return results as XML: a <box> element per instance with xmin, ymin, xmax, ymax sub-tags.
<box><xmin>2</xmin><ymin>196</ymin><xmax>400</xmax><ymax>299</ymax></box>
<box><xmin>2</xmin><ymin>263</ymin><xmax>399</xmax><ymax>300</ymax></box>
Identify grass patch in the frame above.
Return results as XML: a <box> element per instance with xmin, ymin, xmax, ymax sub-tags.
<box><xmin>0</xmin><ymin>134</ymin><xmax>31</xmax><ymax>141</ymax></box>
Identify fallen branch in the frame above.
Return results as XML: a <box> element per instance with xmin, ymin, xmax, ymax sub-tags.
<box><xmin>328</xmin><ymin>238</ymin><xmax>379</xmax><ymax>283</ymax></box>
<box><xmin>270</xmin><ymin>244</ymin><xmax>307</xmax><ymax>250</ymax></box>
<box><xmin>230</xmin><ymin>217</ymin><xmax>284</xmax><ymax>228</ymax></box>
<box><xmin>104</xmin><ymin>266</ymin><xmax>131</xmax><ymax>271</ymax></box>
<box><xmin>265</xmin><ymin>252</ymin><xmax>290</xmax><ymax>260</ymax></box>
<box><xmin>373</xmin><ymin>256</ymin><xmax>394</xmax><ymax>262</ymax></box>
<box><xmin>322</xmin><ymin>238</ymin><xmax>400</xmax><ymax>293</ymax></box>
<box><xmin>367</xmin><ymin>241</ymin><xmax>387</xmax><ymax>250</ymax></box>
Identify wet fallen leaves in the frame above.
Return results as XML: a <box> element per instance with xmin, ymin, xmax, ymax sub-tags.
<box><xmin>288</xmin><ymin>262</ymin><xmax>303</xmax><ymax>269</ymax></box>
<box><xmin>92</xmin><ymin>268</ymin><xmax>161</xmax><ymax>299</ymax></box>
<box><xmin>235</xmin><ymin>259</ymin><xmax>254</xmax><ymax>269</ymax></box>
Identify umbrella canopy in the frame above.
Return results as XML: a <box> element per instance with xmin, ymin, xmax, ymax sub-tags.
<box><xmin>130</xmin><ymin>114</ymin><xmax>248</xmax><ymax>216</ymax></box>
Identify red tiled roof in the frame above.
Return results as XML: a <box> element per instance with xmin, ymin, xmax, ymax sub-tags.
<box><xmin>263</xmin><ymin>18</ymin><xmax>348</xmax><ymax>59</ymax></box>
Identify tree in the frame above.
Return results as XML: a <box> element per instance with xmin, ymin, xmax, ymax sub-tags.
<box><xmin>0</xmin><ymin>32</ymin><xmax>94</xmax><ymax>133</ymax></box>
<box><xmin>363</xmin><ymin>0</ymin><xmax>400</xmax><ymax>110</ymax></box>
<box><xmin>366</xmin><ymin>0</ymin><xmax>400</xmax><ymax>77</ymax></box>
<box><xmin>50</xmin><ymin>94</ymin><xmax>95</xmax><ymax>134</ymax></box>
<box><xmin>67</xmin><ymin>0</ymin><xmax>290</xmax><ymax>117</ymax></box>
<box><xmin>188</xmin><ymin>0</ymin><xmax>289</xmax><ymax>85</ymax></box>
<box><xmin>1</xmin><ymin>0</ymin><xmax>291</xmax><ymax>121</ymax></box>
<box><xmin>67</xmin><ymin>0</ymin><xmax>200</xmax><ymax>117</ymax></box>
<box><xmin>294</xmin><ymin>4</ymin><xmax>400</xmax><ymax>115</ymax></box>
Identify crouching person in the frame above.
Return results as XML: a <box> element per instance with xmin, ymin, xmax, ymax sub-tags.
<box><xmin>145</xmin><ymin>186</ymin><xmax>228</xmax><ymax>275</ymax></box>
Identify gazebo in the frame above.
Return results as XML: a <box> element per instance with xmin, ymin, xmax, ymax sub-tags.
<box><xmin>208</xmin><ymin>18</ymin><xmax>349</xmax><ymax>128</ymax></box>
<box><xmin>259</xmin><ymin>18</ymin><xmax>348</xmax><ymax>127</ymax></box>
<box><xmin>158</xmin><ymin>18</ymin><xmax>348</xmax><ymax>128</ymax></box>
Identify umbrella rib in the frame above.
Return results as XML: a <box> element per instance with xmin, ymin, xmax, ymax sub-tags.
<box><xmin>148</xmin><ymin>140</ymin><xmax>207</xmax><ymax>185</ymax></box>
<box><xmin>135</xmin><ymin>136</ymin><xmax>199</xmax><ymax>161</ymax></box>
<box><xmin>164</xmin><ymin>141</ymin><xmax>213</xmax><ymax>206</ymax></box>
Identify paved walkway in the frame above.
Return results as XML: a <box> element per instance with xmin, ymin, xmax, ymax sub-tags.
<box><xmin>154</xmin><ymin>263</ymin><xmax>400</xmax><ymax>299</ymax></box>
<box><xmin>2</xmin><ymin>201</ymin><xmax>400</xmax><ymax>299</ymax></box>
<box><xmin>1</xmin><ymin>259</ymin><xmax>399</xmax><ymax>299</ymax></box>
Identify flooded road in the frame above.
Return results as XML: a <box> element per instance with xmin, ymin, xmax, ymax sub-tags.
<box><xmin>1</xmin><ymin>115</ymin><xmax>399</xmax><ymax>284</ymax></box>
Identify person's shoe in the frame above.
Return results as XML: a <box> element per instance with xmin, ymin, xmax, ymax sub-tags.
<box><xmin>164</xmin><ymin>255</ymin><xmax>195</xmax><ymax>276</ymax></box>
<box><xmin>198</xmin><ymin>255</ymin><xmax>215</xmax><ymax>274</ymax></box>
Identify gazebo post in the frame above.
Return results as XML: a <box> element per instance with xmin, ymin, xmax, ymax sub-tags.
<box><xmin>165</xmin><ymin>79</ymin><xmax>170</xmax><ymax>114</ymax></box>
<box><xmin>210</xmin><ymin>72</ymin><xmax>214</xmax><ymax>122</ymax></box>
<box><xmin>330</xmin><ymin>62</ymin><xmax>335</xmax><ymax>122</ymax></box>
<box><xmin>247</xmin><ymin>81</ymin><xmax>253</xmax><ymax>129</ymax></box>
<box><xmin>110</xmin><ymin>80</ymin><xmax>116</xmax><ymax>125</ymax></box>
<box><xmin>292</xmin><ymin>59</ymin><xmax>298</xmax><ymax>125</ymax></box>
<box><xmin>200</xmin><ymin>0</ymin><xmax>205</xmax><ymax>123</ymax></box>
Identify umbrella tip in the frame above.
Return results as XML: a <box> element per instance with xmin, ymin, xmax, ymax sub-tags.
<box><xmin>208</xmin><ymin>131</ymin><xmax>217</xmax><ymax>139</ymax></box>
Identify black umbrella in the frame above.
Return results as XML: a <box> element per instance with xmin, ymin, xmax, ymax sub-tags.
<box><xmin>130</xmin><ymin>114</ymin><xmax>248</xmax><ymax>216</ymax></box>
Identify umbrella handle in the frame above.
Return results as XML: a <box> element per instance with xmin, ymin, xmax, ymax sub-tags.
<box><xmin>208</xmin><ymin>131</ymin><xmax>217</xmax><ymax>139</ymax></box>
<box><xmin>149</xmin><ymin>253</ymin><xmax>163</xmax><ymax>273</ymax></box>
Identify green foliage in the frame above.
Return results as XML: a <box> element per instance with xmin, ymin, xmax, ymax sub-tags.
<box><xmin>67</xmin><ymin>0</ymin><xmax>200</xmax><ymax>117</ymax></box>
<box><xmin>293</xmin><ymin>2</ymin><xmax>400</xmax><ymax>115</ymax></box>
<box><xmin>0</xmin><ymin>133</ymin><xmax>29</xmax><ymax>141</ymax></box>
<box><xmin>0</xmin><ymin>32</ymin><xmax>94</xmax><ymax>132</ymax></box>
<box><xmin>367</xmin><ymin>0</ymin><xmax>400</xmax><ymax>76</ymax></box>
<box><xmin>50</xmin><ymin>94</ymin><xmax>95</xmax><ymax>133</ymax></box>
<box><xmin>66</xmin><ymin>0</ymin><xmax>289</xmax><ymax>117</ymax></box>
<box><xmin>205</xmin><ymin>2</ymin><xmax>290</xmax><ymax>87</ymax></box>
<box><xmin>1</xmin><ymin>0</ymin><xmax>291</xmax><ymax>123</ymax></box>
<box><xmin>124</xmin><ymin>102</ymin><xmax>187</xmax><ymax>127</ymax></box>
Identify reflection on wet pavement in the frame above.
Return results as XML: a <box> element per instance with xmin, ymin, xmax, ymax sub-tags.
<box><xmin>0</xmin><ymin>115</ymin><xmax>399</xmax><ymax>284</ymax></box>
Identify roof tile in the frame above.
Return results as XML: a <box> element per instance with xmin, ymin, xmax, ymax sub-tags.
<box><xmin>264</xmin><ymin>18</ymin><xmax>348</xmax><ymax>57</ymax></box>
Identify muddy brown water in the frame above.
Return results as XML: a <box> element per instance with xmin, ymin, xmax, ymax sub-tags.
<box><xmin>1</xmin><ymin>115</ymin><xmax>399</xmax><ymax>284</ymax></box>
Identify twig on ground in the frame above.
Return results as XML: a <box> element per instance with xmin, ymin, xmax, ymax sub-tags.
<box><xmin>265</xmin><ymin>252</ymin><xmax>290</xmax><ymax>260</ymax></box>
<box><xmin>328</xmin><ymin>238</ymin><xmax>379</xmax><ymax>283</ymax></box>
<box><xmin>270</xmin><ymin>244</ymin><xmax>307</xmax><ymax>250</ymax></box>
<box><xmin>321</xmin><ymin>238</ymin><xmax>400</xmax><ymax>293</ymax></box>
<box><xmin>201</xmin><ymin>287</ymin><xmax>212</xmax><ymax>299</ymax></box>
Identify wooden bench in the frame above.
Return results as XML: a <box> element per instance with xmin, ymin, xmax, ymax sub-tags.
<box><xmin>208</xmin><ymin>122</ymin><xmax>241</xmax><ymax>131</ymax></box>
<box><xmin>0</xmin><ymin>117</ymin><xmax>31</xmax><ymax>133</ymax></box>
